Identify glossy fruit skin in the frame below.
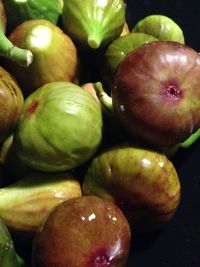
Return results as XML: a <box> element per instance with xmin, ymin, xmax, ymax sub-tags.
<box><xmin>103</xmin><ymin>32</ymin><xmax>157</xmax><ymax>89</ymax></box>
<box><xmin>132</xmin><ymin>14</ymin><xmax>185</xmax><ymax>44</ymax></box>
<box><xmin>83</xmin><ymin>144</ymin><xmax>181</xmax><ymax>232</ymax></box>
<box><xmin>32</xmin><ymin>196</ymin><xmax>131</xmax><ymax>267</ymax></box>
<box><xmin>0</xmin><ymin>66</ymin><xmax>24</xmax><ymax>144</ymax></box>
<box><xmin>2</xmin><ymin>0</ymin><xmax>63</xmax><ymax>33</ymax></box>
<box><xmin>6</xmin><ymin>19</ymin><xmax>79</xmax><ymax>96</ymax></box>
<box><xmin>62</xmin><ymin>0</ymin><xmax>125</xmax><ymax>49</ymax></box>
<box><xmin>13</xmin><ymin>82</ymin><xmax>103</xmax><ymax>172</ymax></box>
<box><xmin>112</xmin><ymin>41</ymin><xmax>200</xmax><ymax>146</ymax></box>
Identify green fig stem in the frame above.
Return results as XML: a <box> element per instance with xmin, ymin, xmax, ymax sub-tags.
<box><xmin>93</xmin><ymin>82</ymin><xmax>114</xmax><ymax>114</ymax></box>
<box><xmin>0</xmin><ymin>23</ymin><xmax>33</xmax><ymax>67</ymax></box>
<box><xmin>181</xmin><ymin>128</ymin><xmax>200</xmax><ymax>148</ymax></box>
<box><xmin>16</xmin><ymin>254</ymin><xmax>27</xmax><ymax>267</ymax></box>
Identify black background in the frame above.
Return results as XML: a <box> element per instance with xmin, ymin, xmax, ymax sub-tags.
<box><xmin>125</xmin><ymin>1</ymin><xmax>200</xmax><ymax>266</ymax></box>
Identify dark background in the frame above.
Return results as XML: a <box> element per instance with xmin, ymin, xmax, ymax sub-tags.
<box><xmin>125</xmin><ymin>1</ymin><xmax>200</xmax><ymax>266</ymax></box>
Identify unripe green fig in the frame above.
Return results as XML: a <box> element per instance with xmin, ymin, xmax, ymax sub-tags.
<box><xmin>13</xmin><ymin>82</ymin><xmax>103</xmax><ymax>172</ymax></box>
<box><xmin>2</xmin><ymin>0</ymin><xmax>63</xmax><ymax>33</ymax></box>
<box><xmin>0</xmin><ymin>217</ymin><xmax>26</xmax><ymax>267</ymax></box>
<box><xmin>6</xmin><ymin>19</ymin><xmax>80</xmax><ymax>96</ymax></box>
<box><xmin>83</xmin><ymin>143</ymin><xmax>181</xmax><ymax>232</ymax></box>
<box><xmin>0</xmin><ymin>66</ymin><xmax>24</xmax><ymax>145</ymax></box>
<box><xmin>62</xmin><ymin>0</ymin><xmax>125</xmax><ymax>49</ymax></box>
<box><xmin>132</xmin><ymin>14</ymin><xmax>185</xmax><ymax>44</ymax></box>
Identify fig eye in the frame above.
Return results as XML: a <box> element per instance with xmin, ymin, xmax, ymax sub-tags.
<box><xmin>166</xmin><ymin>84</ymin><xmax>182</xmax><ymax>99</ymax></box>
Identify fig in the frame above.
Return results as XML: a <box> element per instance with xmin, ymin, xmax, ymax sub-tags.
<box><xmin>2</xmin><ymin>0</ymin><xmax>63</xmax><ymax>33</ymax></box>
<box><xmin>6</xmin><ymin>19</ymin><xmax>79</xmax><ymax>96</ymax></box>
<box><xmin>132</xmin><ymin>14</ymin><xmax>185</xmax><ymax>44</ymax></box>
<box><xmin>83</xmin><ymin>144</ymin><xmax>181</xmax><ymax>232</ymax></box>
<box><xmin>0</xmin><ymin>66</ymin><xmax>24</xmax><ymax>144</ymax></box>
<box><xmin>0</xmin><ymin>217</ymin><xmax>26</xmax><ymax>267</ymax></box>
<box><xmin>13</xmin><ymin>82</ymin><xmax>103</xmax><ymax>172</ymax></box>
<box><xmin>62</xmin><ymin>0</ymin><xmax>125</xmax><ymax>49</ymax></box>
<box><xmin>32</xmin><ymin>195</ymin><xmax>131</xmax><ymax>267</ymax></box>
<box><xmin>103</xmin><ymin>32</ymin><xmax>158</xmax><ymax>90</ymax></box>
<box><xmin>0</xmin><ymin>171</ymin><xmax>82</xmax><ymax>235</ymax></box>
<box><xmin>0</xmin><ymin>0</ymin><xmax>32</xmax><ymax>66</ymax></box>
<box><xmin>112</xmin><ymin>41</ymin><xmax>200</xmax><ymax>146</ymax></box>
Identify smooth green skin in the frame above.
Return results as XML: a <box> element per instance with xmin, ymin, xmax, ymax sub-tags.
<box><xmin>0</xmin><ymin>217</ymin><xmax>26</xmax><ymax>267</ymax></box>
<box><xmin>132</xmin><ymin>14</ymin><xmax>185</xmax><ymax>44</ymax></box>
<box><xmin>13</xmin><ymin>82</ymin><xmax>103</xmax><ymax>172</ymax></box>
<box><xmin>83</xmin><ymin>144</ymin><xmax>181</xmax><ymax>232</ymax></box>
<box><xmin>62</xmin><ymin>0</ymin><xmax>125</xmax><ymax>49</ymax></box>
<box><xmin>103</xmin><ymin>32</ymin><xmax>158</xmax><ymax>88</ymax></box>
<box><xmin>3</xmin><ymin>0</ymin><xmax>63</xmax><ymax>33</ymax></box>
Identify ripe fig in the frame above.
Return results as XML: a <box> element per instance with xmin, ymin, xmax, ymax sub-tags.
<box><xmin>132</xmin><ymin>14</ymin><xmax>185</xmax><ymax>44</ymax></box>
<box><xmin>32</xmin><ymin>196</ymin><xmax>131</xmax><ymax>267</ymax></box>
<box><xmin>6</xmin><ymin>19</ymin><xmax>79</xmax><ymax>96</ymax></box>
<box><xmin>0</xmin><ymin>66</ymin><xmax>24</xmax><ymax>144</ymax></box>
<box><xmin>62</xmin><ymin>0</ymin><xmax>125</xmax><ymax>49</ymax></box>
<box><xmin>13</xmin><ymin>82</ymin><xmax>103</xmax><ymax>172</ymax></box>
<box><xmin>83</xmin><ymin>144</ymin><xmax>181</xmax><ymax>232</ymax></box>
<box><xmin>112</xmin><ymin>41</ymin><xmax>200</xmax><ymax>146</ymax></box>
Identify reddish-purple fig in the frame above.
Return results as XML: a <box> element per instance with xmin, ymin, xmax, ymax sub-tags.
<box><xmin>112</xmin><ymin>41</ymin><xmax>200</xmax><ymax>146</ymax></box>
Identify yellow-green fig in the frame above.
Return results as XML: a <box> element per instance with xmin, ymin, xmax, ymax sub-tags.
<box><xmin>62</xmin><ymin>0</ymin><xmax>126</xmax><ymax>49</ymax></box>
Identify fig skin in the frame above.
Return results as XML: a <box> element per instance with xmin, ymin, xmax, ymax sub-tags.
<box><xmin>83</xmin><ymin>144</ymin><xmax>181</xmax><ymax>233</ymax></box>
<box><xmin>62</xmin><ymin>0</ymin><xmax>125</xmax><ymax>50</ymax></box>
<box><xmin>6</xmin><ymin>19</ymin><xmax>80</xmax><ymax>96</ymax></box>
<box><xmin>112</xmin><ymin>41</ymin><xmax>200</xmax><ymax>146</ymax></box>
<box><xmin>32</xmin><ymin>196</ymin><xmax>131</xmax><ymax>267</ymax></box>
<box><xmin>0</xmin><ymin>66</ymin><xmax>24</xmax><ymax>145</ymax></box>
<box><xmin>132</xmin><ymin>14</ymin><xmax>185</xmax><ymax>44</ymax></box>
<box><xmin>13</xmin><ymin>82</ymin><xmax>103</xmax><ymax>172</ymax></box>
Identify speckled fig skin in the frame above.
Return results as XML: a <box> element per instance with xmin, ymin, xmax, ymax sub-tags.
<box><xmin>112</xmin><ymin>41</ymin><xmax>200</xmax><ymax>146</ymax></box>
<box><xmin>0</xmin><ymin>66</ymin><xmax>24</xmax><ymax>144</ymax></box>
<box><xmin>32</xmin><ymin>196</ymin><xmax>131</xmax><ymax>267</ymax></box>
<box><xmin>6</xmin><ymin>19</ymin><xmax>79</xmax><ymax>96</ymax></box>
<box><xmin>83</xmin><ymin>144</ymin><xmax>181</xmax><ymax>232</ymax></box>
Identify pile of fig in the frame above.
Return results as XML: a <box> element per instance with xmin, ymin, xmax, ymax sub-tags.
<box><xmin>0</xmin><ymin>0</ymin><xmax>199</xmax><ymax>266</ymax></box>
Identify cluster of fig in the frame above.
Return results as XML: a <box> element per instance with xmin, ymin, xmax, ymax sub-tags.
<box><xmin>0</xmin><ymin>0</ymin><xmax>199</xmax><ymax>266</ymax></box>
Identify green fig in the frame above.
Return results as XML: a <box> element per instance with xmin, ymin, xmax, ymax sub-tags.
<box><xmin>0</xmin><ymin>217</ymin><xmax>26</xmax><ymax>267</ymax></box>
<box><xmin>6</xmin><ymin>19</ymin><xmax>80</xmax><ymax>96</ymax></box>
<box><xmin>0</xmin><ymin>0</ymin><xmax>32</xmax><ymax>66</ymax></box>
<box><xmin>2</xmin><ymin>0</ymin><xmax>63</xmax><ymax>33</ymax></box>
<box><xmin>83</xmin><ymin>143</ymin><xmax>181</xmax><ymax>232</ymax></box>
<box><xmin>62</xmin><ymin>0</ymin><xmax>125</xmax><ymax>49</ymax></box>
<box><xmin>13</xmin><ymin>82</ymin><xmax>103</xmax><ymax>172</ymax></box>
<box><xmin>132</xmin><ymin>14</ymin><xmax>185</xmax><ymax>44</ymax></box>
<box><xmin>0</xmin><ymin>66</ymin><xmax>24</xmax><ymax>145</ymax></box>
<box><xmin>103</xmin><ymin>32</ymin><xmax>158</xmax><ymax>90</ymax></box>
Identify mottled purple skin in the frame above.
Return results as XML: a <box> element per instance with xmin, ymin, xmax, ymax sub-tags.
<box><xmin>112</xmin><ymin>41</ymin><xmax>200</xmax><ymax>146</ymax></box>
<box><xmin>83</xmin><ymin>144</ymin><xmax>181</xmax><ymax>233</ymax></box>
<box><xmin>32</xmin><ymin>196</ymin><xmax>131</xmax><ymax>267</ymax></box>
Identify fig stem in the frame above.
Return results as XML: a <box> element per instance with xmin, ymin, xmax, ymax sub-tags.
<box><xmin>181</xmin><ymin>128</ymin><xmax>200</xmax><ymax>148</ymax></box>
<box><xmin>93</xmin><ymin>82</ymin><xmax>113</xmax><ymax>113</ymax></box>
<box><xmin>88</xmin><ymin>35</ymin><xmax>101</xmax><ymax>49</ymax></box>
<box><xmin>0</xmin><ymin>23</ymin><xmax>33</xmax><ymax>67</ymax></box>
